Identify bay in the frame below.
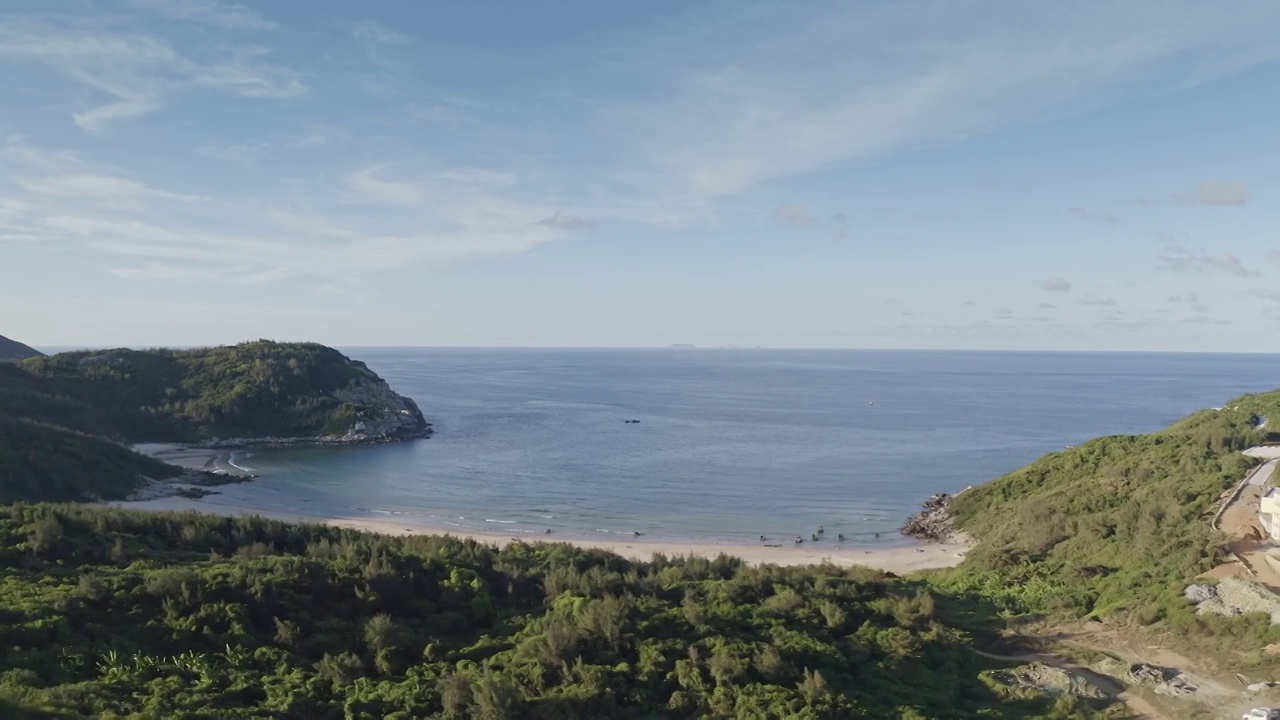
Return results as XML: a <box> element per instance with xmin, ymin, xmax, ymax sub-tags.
<box><xmin>205</xmin><ymin>349</ymin><xmax>1280</xmax><ymax>546</ymax></box>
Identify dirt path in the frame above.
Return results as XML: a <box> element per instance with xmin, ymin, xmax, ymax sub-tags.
<box><xmin>1207</xmin><ymin>454</ymin><xmax>1280</xmax><ymax>589</ymax></box>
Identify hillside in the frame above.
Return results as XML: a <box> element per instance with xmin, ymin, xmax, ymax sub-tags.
<box><xmin>0</xmin><ymin>334</ymin><xmax>42</xmax><ymax>361</ymax></box>
<box><xmin>0</xmin><ymin>340</ymin><xmax>430</xmax><ymax>444</ymax></box>
<box><xmin>934</xmin><ymin>392</ymin><xmax>1280</xmax><ymax>660</ymax></box>
<box><xmin>0</xmin><ymin>416</ymin><xmax>180</xmax><ymax>502</ymax></box>
<box><xmin>0</xmin><ymin>504</ymin><xmax>1101</xmax><ymax>719</ymax></box>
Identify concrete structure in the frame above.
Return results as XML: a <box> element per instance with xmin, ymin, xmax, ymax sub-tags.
<box><xmin>1262</xmin><ymin>488</ymin><xmax>1280</xmax><ymax>541</ymax></box>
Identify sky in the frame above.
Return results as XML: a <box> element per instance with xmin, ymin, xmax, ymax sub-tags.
<box><xmin>3</xmin><ymin>0</ymin><xmax>1280</xmax><ymax>351</ymax></box>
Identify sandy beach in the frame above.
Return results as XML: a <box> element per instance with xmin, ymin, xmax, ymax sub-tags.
<box><xmin>131</xmin><ymin>443</ymin><xmax>252</xmax><ymax>474</ymax></box>
<box><xmin>102</xmin><ymin>493</ymin><xmax>971</xmax><ymax>574</ymax></box>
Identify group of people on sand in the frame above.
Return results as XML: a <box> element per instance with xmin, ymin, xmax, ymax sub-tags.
<box><xmin>758</xmin><ymin>525</ymin><xmax>882</xmax><ymax>545</ymax></box>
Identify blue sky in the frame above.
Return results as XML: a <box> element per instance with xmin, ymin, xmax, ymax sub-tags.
<box><xmin>3</xmin><ymin>0</ymin><xmax>1280</xmax><ymax>350</ymax></box>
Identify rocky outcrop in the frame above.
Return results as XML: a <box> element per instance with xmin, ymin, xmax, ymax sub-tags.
<box><xmin>196</xmin><ymin>375</ymin><xmax>431</xmax><ymax>449</ymax></box>
<box><xmin>985</xmin><ymin>662</ymin><xmax>1110</xmax><ymax>700</ymax></box>
<box><xmin>1185</xmin><ymin>578</ymin><xmax>1280</xmax><ymax>624</ymax></box>
<box><xmin>901</xmin><ymin>493</ymin><xmax>957</xmax><ymax>541</ymax></box>
<box><xmin>329</xmin><ymin>374</ymin><xmax>430</xmax><ymax>442</ymax></box>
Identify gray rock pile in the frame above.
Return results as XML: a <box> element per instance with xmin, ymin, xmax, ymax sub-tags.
<box><xmin>901</xmin><ymin>493</ymin><xmax>956</xmax><ymax>541</ymax></box>
<box><xmin>1185</xmin><ymin>579</ymin><xmax>1280</xmax><ymax>624</ymax></box>
<box><xmin>986</xmin><ymin>662</ymin><xmax>1109</xmax><ymax>699</ymax></box>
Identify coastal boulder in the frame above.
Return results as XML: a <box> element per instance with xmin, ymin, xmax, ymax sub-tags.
<box><xmin>901</xmin><ymin>493</ymin><xmax>956</xmax><ymax>541</ymax></box>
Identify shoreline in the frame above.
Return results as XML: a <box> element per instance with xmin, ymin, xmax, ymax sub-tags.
<box><xmin>127</xmin><ymin>442</ymin><xmax>972</xmax><ymax>573</ymax></box>
<box><xmin>102</xmin><ymin>495</ymin><xmax>972</xmax><ymax>574</ymax></box>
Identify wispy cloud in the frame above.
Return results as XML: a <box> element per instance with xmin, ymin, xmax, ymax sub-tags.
<box><xmin>830</xmin><ymin>213</ymin><xmax>849</xmax><ymax>241</ymax></box>
<box><xmin>606</xmin><ymin>2</ymin><xmax>1280</xmax><ymax>202</ymax></box>
<box><xmin>773</xmin><ymin>203</ymin><xmax>815</xmax><ymax>227</ymax></box>
<box><xmin>346</xmin><ymin>166</ymin><xmax>424</xmax><ymax>206</ymax></box>
<box><xmin>1080</xmin><ymin>294</ymin><xmax>1116</xmax><ymax>306</ymax></box>
<box><xmin>124</xmin><ymin>0</ymin><xmax>277</xmax><ymax>31</ymax></box>
<box><xmin>0</xmin><ymin>19</ymin><xmax>304</xmax><ymax>131</ymax></box>
<box><xmin>1040</xmin><ymin>277</ymin><xmax>1072</xmax><ymax>292</ymax></box>
<box><xmin>353</xmin><ymin>20</ymin><xmax>408</xmax><ymax>46</ymax></box>
<box><xmin>1159</xmin><ymin>244</ymin><xmax>1261</xmax><ymax>277</ymax></box>
<box><xmin>536</xmin><ymin>213</ymin><xmax>596</xmax><ymax>232</ymax></box>
<box><xmin>1167</xmin><ymin>292</ymin><xmax>1199</xmax><ymax>303</ymax></box>
<box><xmin>197</xmin><ymin>143</ymin><xmax>267</xmax><ymax>165</ymax></box>
<box><xmin>1248</xmin><ymin>288</ymin><xmax>1280</xmax><ymax>304</ymax></box>
<box><xmin>1172</xmin><ymin>180</ymin><xmax>1250</xmax><ymax>207</ymax></box>
<box><xmin>18</xmin><ymin>173</ymin><xmax>199</xmax><ymax>203</ymax></box>
<box><xmin>1069</xmin><ymin>206</ymin><xmax>1119</xmax><ymax>224</ymax></box>
<box><xmin>1038</xmin><ymin>302</ymin><xmax>1057</xmax><ymax>309</ymax></box>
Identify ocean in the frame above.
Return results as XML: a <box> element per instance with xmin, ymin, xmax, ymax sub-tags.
<box><xmin>204</xmin><ymin>348</ymin><xmax>1280</xmax><ymax>546</ymax></box>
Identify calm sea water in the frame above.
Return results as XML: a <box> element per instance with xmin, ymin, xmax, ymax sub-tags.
<box><xmin>203</xmin><ymin>349</ymin><xmax>1280</xmax><ymax>546</ymax></box>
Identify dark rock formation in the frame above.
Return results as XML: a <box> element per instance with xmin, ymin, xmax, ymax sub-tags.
<box><xmin>900</xmin><ymin>493</ymin><xmax>956</xmax><ymax>541</ymax></box>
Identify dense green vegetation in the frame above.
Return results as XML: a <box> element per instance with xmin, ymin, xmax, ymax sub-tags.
<box><xmin>0</xmin><ymin>417</ymin><xmax>179</xmax><ymax>503</ymax></box>
<box><xmin>939</xmin><ymin>392</ymin><xmax>1280</xmax><ymax>636</ymax></box>
<box><xmin>0</xmin><ymin>505</ymin><xmax>1099</xmax><ymax>719</ymax></box>
<box><xmin>0</xmin><ymin>341</ymin><xmax>406</xmax><ymax>443</ymax></box>
<box><xmin>5</xmin><ymin>349</ymin><xmax>1279</xmax><ymax>715</ymax></box>
<box><xmin>0</xmin><ymin>333</ymin><xmax>42</xmax><ymax>362</ymax></box>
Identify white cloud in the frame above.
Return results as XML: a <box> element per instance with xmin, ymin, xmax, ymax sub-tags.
<box><xmin>1172</xmin><ymin>180</ymin><xmax>1250</xmax><ymax>207</ymax></box>
<box><xmin>1080</xmin><ymin>294</ymin><xmax>1116</xmax><ymax>306</ymax></box>
<box><xmin>124</xmin><ymin>0</ymin><xmax>277</xmax><ymax>31</ymax></box>
<box><xmin>1167</xmin><ymin>292</ymin><xmax>1199</xmax><ymax>303</ymax></box>
<box><xmin>0</xmin><ymin>20</ymin><xmax>304</xmax><ymax>132</ymax></box>
<box><xmin>39</xmin><ymin>196</ymin><xmax>564</xmax><ymax>283</ymax></box>
<box><xmin>1248</xmin><ymin>288</ymin><xmax>1280</xmax><ymax>304</ymax></box>
<box><xmin>353</xmin><ymin>20</ymin><xmax>408</xmax><ymax>45</ymax></box>
<box><xmin>773</xmin><ymin>203</ymin><xmax>815</xmax><ymax>227</ymax></box>
<box><xmin>1040</xmin><ymin>277</ymin><xmax>1072</xmax><ymax>292</ymax></box>
<box><xmin>1038</xmin><ymin>302</ymin><xmax>1057</xmax><ymax>309</ymax></box>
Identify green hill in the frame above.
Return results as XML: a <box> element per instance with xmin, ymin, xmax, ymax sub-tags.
<box><xmin>0</xmin><ymin>340</ymin><xmax>430</xmax><ymax>444</ymax></box>
<box><xmin>0</xmin><ymin>334</ymin><xmax>42</xmax><ymax>361</ymax></box>
<box><xmin>938</xmin><ymin>391</ymin><xmax>1280</xmax><ymax>630</ymax></box>
<box><xmin>0</xmin><ymin>341</ymin><xmax>429</xmax><ymax>502</ymax></box>
<box><xmin>0</xmin><ymin>417</ymin><xmax>180</xmax><ymax>502</ymax></box>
